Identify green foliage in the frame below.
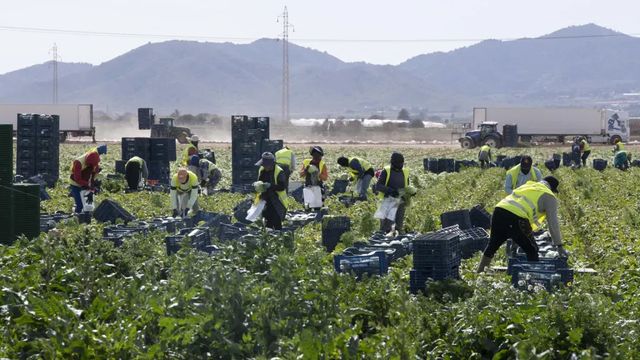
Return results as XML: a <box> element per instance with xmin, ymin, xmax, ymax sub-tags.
<box><xmin>2</xmin><ymin>143</ymin><xmax>638</xmax><ymax>357</ymax></box>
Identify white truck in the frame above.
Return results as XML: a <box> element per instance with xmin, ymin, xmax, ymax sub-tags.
<box><xmin>461</xmin><ymin>107</ymin><xmax>629</xmax><ymax>148</ymax></box>
<box><xmin>0</xmin><ymin>104</ymin><xmax>95</xmax><ymax>142</ymax></box>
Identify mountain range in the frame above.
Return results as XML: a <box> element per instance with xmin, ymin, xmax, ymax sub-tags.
<box><xmin>0</xmin><ymin>23</ymin><xmax>638</xmax><ymax>117</ymax></box>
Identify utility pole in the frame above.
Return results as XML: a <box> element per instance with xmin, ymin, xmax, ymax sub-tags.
<box><xmin>51</xmin><ymin>43</ymin><xmax>59</xmax><ymax>104</ymax></box>
<box><xmin>278</xmin><ymin>7</ymin><xmax>293</xmax><ymax>123</ymax></box>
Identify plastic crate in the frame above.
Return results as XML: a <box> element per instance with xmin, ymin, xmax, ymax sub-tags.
<box><xmin>440</xmin><ymin>209</ymin><xmax>472</xmax><ymax>230</ymax></box>
<box><xmin>412</xmin><ymin>232</ymin><xmax>461</xmax><ymax>268</ymax></box>
<box><xmin>232</xmin><ymin>141</ymin><xmax>260</xmax><ymax>156</ymax></box>
<box><xmin>218</xmin><ymin>223</ymin><xmax>251</xmax><ymax>241</ymax></box>
<box><xmin>261</xmin><ymin>139</ymin><xmax>283</xmax><ymax>154</ymax></box>
<box><xmin>334</xmin><ymin>251</ymin><xmax>388</xmax><ymax>278</ymax></box>
<box><xmin>330</xmin><ymin>179</ymin><xmax>349</xmax><ymax>195</ymax></box>
<box><xmin>410</xmin><ymin>267</ymin><xmax>460</xmax><ymax>294</ymax></box>
<box><xmin>469</xmin><ymin>205</ymin><xmax>491</xmax><ymax>229</ymax></box>
<box><xmin>289</xmin><ymin>182</ymin><xmax>304</xmax><ymax>203</ymax></box>
<box><xmin>544</xmin><ymin>159</ymin><xmax>557</xmax><ymax>171</ymax></box>
<box><xmin>322</xmin><ymin>216</ymin><xmax>351</xmax><ymax>252</ymax></box>
<box><xmin>507</xmin><ymin>256</ymin><xmax>569</xmax><ymax>275</ymax></box>
<box><xmin>165</xmin><ymin>235</ymin><xmax>185</xmax><ymax>255</ymax></box>
<box><xmin>511</xmin><ymin>267</ymin><xmax>573</xmax><ymax>291</ymax></box>
<box><xmin>93</xmin><ymin>199</ymin><xmax>135</xmax><ymax>224</ymax></box>
<box><xmin>437</xmin><ymin>158</ymin><xmax>455</xmax><ymax>173</ymax></box>
<box><xmin>593</xmin><ymin>159</ymin><xmax>607</xmax><ymax>171</ymax></box>
<box><xmin>562</xmin><ymin>152</ymin><xmax>572</xmax><ymax>167</ymax></box>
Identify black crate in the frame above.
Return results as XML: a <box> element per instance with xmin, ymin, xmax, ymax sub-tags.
<box><xmin>18</xmin><ymin>137</ymin><xmax>36</xmax><ymax>149</ymax></box>
<box><xmin>410</xmin><ymin>267</ymin><xmax>460</xmax><ymax>294</ymax></box>
<box><xmin>252</xmin><ymin>116</ymin><xmax>270</xmax><ymax>138</ymax></box>
<box><xmin>593</xmin><ymin>159</ymin><xmax>607</xmax><ymax>171</ymax></box>
<box><xmin>231</xmin><ymin>115</ymin><xmax>254</xmax><ymax>130</ymax></box>
<box><xmin>233</xmin><ymin>156</ymin><xmax>259</xmax><ymax>168</ymax></box>
<box><xmin>93</xmin><ymin>199</ymin><xmax>135</xmax><ymax>224</ymax></box>
<box><xmin>440</xmin><ymin>209</ymin><xmax>472</xmax><ymax>230</ymax></box>
<box><xmin>138</xmin><ymin>108</ymin><xmax>154</xmax><ymax>130</ymax></box>
<box><xmin>511</xmin><ymin>267</ymin><xmax>573</xmax><ymax>291</ymax></box>
<box><xmin>17</xmin><ymin>114</ymin><xmax>38</xmax><ymax>138</ymax></box>
<box><xmin>232</xmin><ymin>141</ymin><xmax>260</xmax><ymax>156</ymax></box>
<box><xmin>261</xmin><ymin>139</ymin><xmax>283</xmax><ymax>154</ymax></box>
<box><xmin>507</xmin><ymin>256</ymin><xmax>569</xmax><ymax>275</ymax></box>
<box><xmin>469</xmin><ymin>205</ymin><xmax>491</xmax><ymax>229</ymax></box>
<box><xmin>233</xmin><ymin>199</ymin><xmax>253</xmax><ymax>224</ymax></box>
<box><xmin>544</xmin><ymin>159</ymin><xmax>557</xmax><ymax>172</ymax></box>
<box><xmin>165</xmin><ymin>235</ymin><xmax>185</xmax><ymax>255</ymax></box>
<box><xmin>233</xmin><ymin>170</ymin><xmax>257</xmax><ymax>183</ymax></box>
<box><xmin>412</xmin><ymin>232</ymin><xmax>461</xmax><ymax>267</ymax></box>
<box><xmin>437</xmin><ymin>158</ymin><xmax>454</xmax><ymax>173</ymax></box>
<box><xmin>562</xmin><ymin>153</ymin><xmax>572</xmax><ymax>167</ymax></box>
<box><xmin>12</xmin><ymin>183</ymin><xmax>40</xmax><ymax>241</ymax></box>
<box><xmin>218</xmin><ymin>223</ymin><xmax>250</xmax><ymax>241</ymax></box>
<box><xmin>289</xmin><ymin>181</ymin><xmax>304</xmax><ymax>203</ymax></box>
<box><xmin>330</xmin><ymin>179</ymin><xmax>349</xmax><ymax>195</ymax></box>
<box><xmin>426</xmin><ymin>158</ymin><xmax>439</xmax><ymax>173</ymax></box>
<box><xmin>150</xmin><ymin>138</ymin><xmax>177</xmax><ymax>161</ymax></box>
<box><xmin>322</xmin><ymin>216</ymin><xmax>351</xmax><ymax>252</ymax></box>
<box><xmin>115</xmin><ymin>160</ymin><xmax>126</xmax><ymax>174</ymax></box>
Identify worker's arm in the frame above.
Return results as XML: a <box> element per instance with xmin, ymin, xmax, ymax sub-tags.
<box><xmin>187</xmin><ymin>188</ymin><xmax>198</xmax><ymax>208</ymax></box>
<box><xmin>504</xmin><ymin>175</ymin><xmax>513</xmax><ymax>194</ymax></box>
<box><xmin>349</xmin><ymin>159</ymin><xmax>364</xmax><ymax>177</ymax></box>
<box><xmin>534</xmin><ymin>168</ymin><xmax>543</xmax><ymax>181</ymax></box>
<box><xmin>270</xmin><ymin>171</ymin><xmax>287</xmax><ymax>192</ymax></box>
<box><xmin>299</xmin><ymin>163</ymin><xmax>308</xmax><ymax>178</ymax></box>
<box><xmin>540</xmin><ymin>194</ymin><xmax>562</xmax><ymax>246</ymax></box>
<box><xmin>72</xmin><ymin>160</ymin><xmax>89</xmax><ymax>187</ymax></box>
<box><xmin>374</xmin><ymin>169</ymin><xmax>389</xmax><ymax>193</ymax></box>
<box><xmin>291</xmin><ymin>153</ymin><xmax>297</xmax><ymax>171</ymax></box>
<box><xmin>141</xmin><ymin>161</ymin><xmax>149</xmax><ymax>180</ymax></box>
<box><xmin>319</xmin><ymin>164</ymin><xmax>329</xmax><ymax>182</ymax></box>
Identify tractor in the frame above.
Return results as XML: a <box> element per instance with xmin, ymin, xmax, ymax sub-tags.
<box><xmin>459</xmin><ymin>121</ymin><xmax>503</xmax><ymax>149</ymax></box>
<box><xmin>139</xmin><ymin>108</ymin><xmax>192</xmax><ymax>144</ymax></box>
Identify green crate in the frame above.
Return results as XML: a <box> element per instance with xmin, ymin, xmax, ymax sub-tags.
<box><xmin>12</xmin><ymin>183</ymin><xmax>40</xmax><ymax>241</ymax></box>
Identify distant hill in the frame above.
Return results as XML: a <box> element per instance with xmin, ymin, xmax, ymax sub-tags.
<box><xmin>1</xmin><ymin>24</ymin><xmax>639</xmax><ymax>116</ymax></box>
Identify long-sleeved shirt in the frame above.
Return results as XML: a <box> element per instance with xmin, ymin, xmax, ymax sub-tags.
<box><xmin>504</xmin><ymin>167</ymin><xmax>543</xmax><ymax>194</ymax></box>
<box><xmin>375</xmin><ymin>168</ymin><xmax>408</xmax><ymax>196</ymax></box>
<box><xmin>538</xmin><ymin>193</ymin><xmax>562</xmax><ymax>245</ymax></box>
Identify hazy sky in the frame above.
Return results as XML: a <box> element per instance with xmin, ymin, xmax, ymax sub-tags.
<box><xmin>1</xmin><ymin>0</ymin><xmax>638</xmax><ymax>74</ymax></box>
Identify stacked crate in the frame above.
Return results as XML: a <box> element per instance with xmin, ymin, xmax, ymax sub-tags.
<box><xmin>16</xmin><ymin>114</ymin><xmax>60</xmax><ymax>187</ymax></box>
<box><xmin>321</xmin><ymin>215</ymin><xmax>351</xmax><ymax>252</ymax></box>
<box><xmin>12</xmin><ymin>183</ymin><xmax>40</xmax><ymax>241</ymax></box>
<box><xmin>0</xmin><ymin>124</ymin><xmax>14</xmax><ymax>244</ymax></box>
<box><xmin>118</xmin><ymin>137</ymin><xmax>175</xmax><ymax>184</ymax></box>
<box><xmin>410</xmin><ymin>229</ymin><xmax>462</xmax><ymax>293</ymax></box>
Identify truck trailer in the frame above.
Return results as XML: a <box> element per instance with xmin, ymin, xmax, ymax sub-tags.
<box><xmin>460</xmin><ymin>107</ymin><xmax>629</xmax><ymax>149</ymax></box>
<box><xmin>0</xmin><ymin>104</ymin><xmax>95</xmax><ymax>142</ymax></box>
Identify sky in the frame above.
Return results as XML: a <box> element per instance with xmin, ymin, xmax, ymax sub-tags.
<box><xmin>0</xmin><ymin>0</ymin><xmax>639</xmax><ymax>74</ymax></box>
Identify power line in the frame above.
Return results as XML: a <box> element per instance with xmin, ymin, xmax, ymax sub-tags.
<box><xmin>0</xmin><ymin>24</ymin><xmax>638</xmax><ymax>43</ymax></box>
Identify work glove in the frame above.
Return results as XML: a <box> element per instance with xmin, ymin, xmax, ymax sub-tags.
<box><xmin>404</xmin><ymin>185</ymin><xmax>417</xmax><ymax>197</ymax></box>
<box><xmin>253</xmin><ymin>181</ymin><xmax>265</xmax><ymax>193</ymax></box>
<box><xmin>339</xmin><ymin>173</ymin><xmax>350</xmax><ymax>181</ymax></box>
<box><xmin>307</xmin><ymin>165</ymin><xmax>319</xmax><ymax>174</ymax></box>
<box><xmin>557</xmin><ymin>245</ymin><xmax>569</xmax><ymax>258</ymax></box>
<box><xmin>172</xmin><ymin>209</ymin><xmax>179</xmax><ymax>218</ymax></box>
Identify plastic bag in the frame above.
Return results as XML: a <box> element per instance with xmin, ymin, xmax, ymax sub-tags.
<box><xmin>246</xmin><ymin>200</ymin><xmax>266</xmax><ymax>222</ymax></box>
<box><xmin>80</xmin><ymin>189</ymin><xmax>95</xmax><ymax>212</ymax></box>
<box><xmin>303</xmin><ymin>186</ymin><xmax>323</xmax><ymax>208</ymax></box>
<box><xmin>374</xmin><ymin>197</ymin><xmax>401</xmax><ymax>220</ymax></box>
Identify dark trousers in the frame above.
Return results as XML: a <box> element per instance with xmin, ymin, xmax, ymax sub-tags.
<box><xmin>581</xmin><ymin>150</ymin><xmax>591</xmax><ymax>166</ymax></box>
<box><xmin>70</xmin><ymin>185</ymin><xmax>83</xmax><ymax>213</ymax></box>
<box><xmin>263</xmin><ymin>201</ymin><xmax>283</xmax><ymax>230</ymax></box>
<box><xmin>483</xmin><ymin>207</ymin><xmax>539</xmax><ymax>261</ymax></box>
<box><xmin>380</xmin><ymin>203</ymin><xmax>406</xmax><ymax>233</ymax></box>
<box><xmin>480</xmin><ymin>160</ymin><xmax>490</xmax><ymax>169</ymax></box>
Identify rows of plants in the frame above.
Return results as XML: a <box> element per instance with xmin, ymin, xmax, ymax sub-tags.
<box><xmin>2</xmin><ymin>143</ymin><xmax>640</xmax><ymax>358</ymax></box>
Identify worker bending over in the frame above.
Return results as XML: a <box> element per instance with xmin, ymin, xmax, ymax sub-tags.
<box><xmin>579</xmin><ymin>137</ymin><xmax>591</xmax><ymax>167</ymax></box>
<box><xmin>300</xmin><ymin>146</ymin><xmax>328</xmax><ymax>207</ymax></box>
<box><xmin>337</xmin><ymin>156</ymin><xmax>375</xmax><ymax>200</ymax></box>
<box><xmin>188</xmin><ymin>155</ymin><xmax>221</xmax><ymax>193</ymax></box>
<box><xmin>124</xmin><ymin>156</ymin><xmax>148</xmax><ymax>191</ymax></box>
<box><xmin>613</xmin><ymin>138</ymin><xmax>625</xmax><ymax>153</ymax></box>
<box><xmin>181</xmin><ymin>134</ymin><xmax>200</xmax><ymax>166</ymax></box>
<box><xmin>275</xmin><ymin>145</ymin><xmax>296</xmax><ymax>190</ymax></box>
<box><xmin>69</xmin><ymin>144</ymin><xmax>106</xmax><ymax>213</ymax></box>
<box><xmin>254</xmin><ymin>152</ymin><xmax>288</xmax><ymax>230</ymax></box>
<box><xmin>504</xmin><ymin>156</ymin><xmax>542</xmax><ymax>194</ymax></box>
<box><xmin>170</xmin><ymin>168</ymin><xmax>200</xmax><ymax>218</ymax></box>
<box><xmin>478</xmin><ymin>144</ymin><xmax>492</xmax><ymax>169</ymax></box>
<box><xmin>614</xmin><ymin>150</ymin><xmax>632</xmax><ymax>171</ymax></box>
<box><xmin>477</xmin><ymin>176</ymin><xmax>567</xmax><ymax>273</ymax></box>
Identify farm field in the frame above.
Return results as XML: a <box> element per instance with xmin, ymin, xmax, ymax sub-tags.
<box><xmin>3</xmin><ymin>142</ymin><xmax>640</xmax><ymax>358</ymax></box>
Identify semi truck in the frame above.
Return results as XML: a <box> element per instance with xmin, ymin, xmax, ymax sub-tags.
<box><xmin>0</xmin><ymin>104</ymin><xmax>95</xmax><ymax>142</ymax></box>
<box><xmin>459</xmin><ymin>107</ymin><xmax>629</xmax><ymax>149</ymax></box>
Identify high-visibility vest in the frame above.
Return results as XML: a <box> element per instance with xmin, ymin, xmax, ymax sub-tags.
<box><xmin>125</xmin><ymin>156</ymin><xmax>145</xmax><ymax>168</ymax></box>
<box><xmin>581</xmin><ymin>139</ymin><xmax>591</xmax><ymax>152</ymax></box>
<box><xmin>496</xmin><ymin>181</ymin><xmax>556</xmax><ymax>231</ymax></box>
<box><xmin>480</xmin><ymin>145</ymin><xmax>491</xmax><ymax>153</ymax></box>
<box><xmin>302</xmin><ymin>159</ymin><xmax>326</xmax><ymax>176</ymax></box>
<box><xmin>181</xmin><ymin>143</ymin><xmax>198</xmax><ymax>166</ymax></box>
<box><xmin>507</xmin><ymin>164</ymin><xmax>539</xmax><ymax>190</ymax></box>
<box><xmin>275</xmin><ymin>147</ymin><xmax>293</xmax><ymax>168</ymax></box>
<box><xmin>346</xmin><ymin>157</ymin><xmax>372</xmax><ymax>179</ymax></box>
<box><xmin>171</xmin><ymin>170</ymin><xmax>199</xmax><ymax>193</ymax></box>
<box><xmin>615</xmin><ymin>142</ymin><xmax>625</xmax><ymax>152</ymax></box>
<box><xmin>256</xmin><ymin>165</ymin><xmax>288</xmax><ymax>208</ymax></box>
<box><xmin>69</xmin><ymin>150</ymin><xmax>99</xmax><ymax>186</ymax></box>
<box><xmin>379</xmin><ymin>165</ymin><xmax>409</xmax><ymax>199</ymax></box>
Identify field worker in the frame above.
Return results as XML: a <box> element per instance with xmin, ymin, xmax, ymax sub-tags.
<box><xmin>613</xmin><ymin>138</ymin><xmax>625</xmax><ymax>153</ymax></box>
<box><xmin>614</xmin><ymin>150</ymin><xmax>632</xmax><ymax>171</ymax></box>
<box><xmin>300</xmin><ymin>145</ymin><xmax>328</xmax><ymax>184</ymax></box>
<box><xmin>124</xmin><ymin>156</ymin><xmax>148</xmax><ymax>191</ymax></box>
<box><xmin>181</xmin><ymin>134</ymin><xmax>200</xmax><ymax>166</ymax></box>
<box><xmin>275</xmin><ymin>145</ymin><xmax>296</xmax><ymax>190</ymax></box>
<box><xmin>477</xmin><ymin>176</ymin><xmax>567</xmax><ymax>273</ymax></box>
<box><xmin>571</xmin><ymin>140</ymin><xmax>582</xmax><ymax>168</ymax></box>
<box><xmin>188</xmin><ymin>155</ymin><xmax>221</xmax><ymax>193</ymax></box>
<box><xmin>478</xmin><ymin>144</ymin><xmax>492</xmax><ymax>169</ymax></box>
<box><xmin>374</xmin><ymin>152</ymin><xmax>413</xmax><ymax>234</ymax></box>
<box><xmin>170</xmin><ymin>168</ymin><xmax>200</xmax><ymax>218</ymax></box>
<box><xmin>254</xmin><ymin>152</ymin><xmax>288</xmax><ymax>230</ymax></box>
<box><xmin>504</xmin><ymin>156</ymin><xmax>542</xmax><ymax>194</ymax></box>
<box><xmin>337</xmin><ymin>156</ymin><xmax>375</xmax><ymax>200</ymax></box>
<box><xmin>579</xmin><ymin>136</ymin><xmax>591</xmax><ymax>167</ymax></box>
<box><xmin>69</xmin><ymin>144</ymin><xmax>106</xmax><ymax>213</ymax></box>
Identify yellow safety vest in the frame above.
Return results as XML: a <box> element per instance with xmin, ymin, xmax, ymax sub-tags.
<box><xmin>507</xmin><ymin>164</ymin><xmax>539</xmax><ymax>189</ymax></box>
<box><xmin>480</xmin><ymin>145</ymin><xmax>491</xmax><ymax>153</ymax></box>
<box><xmin>615</xmin><ymin>142</ymin><xmax>625</xmax><ymax>152</ymax></box>
<box><xmin>69</xmin><ymin>150</ymin><xmax>99</xmax><ymax>187</ymax></box>
<box><xmin>171</xmin><ymin>170</ymin><xmax>199</xmax><ymax>193</ymax></box>
<box><xmin>379</xmin><ymin>165</ymin><xmax>410</xmax><ymax>199</ymax></box>
<box><xmin>181</xmin><ymin>143</ymin><xmax>198</xmax><ymax>166</ymax></box>
<box><xmin>256</xmin><ymin>165</ymin><xmax>288</xmax><ymax>208</ymax></box>
<box><xmin>346</xmin><ymin>157</ymin><xmax>372</xmax><ymax>179</ymax></box>
<box><xmin>125</xmin><ymin>156</ymin><xmax>145</xmax><ymax>167</ymax></box>
<box><xmin>302</xmin><ymin>159</ymin><xmax>326</xmax><ymax>175</ymax></box>
<box><xmin>275</xmin><ymin>147</ymin><xmax>293</xmax><ymax>168</ymax></box>
<box><xmin>581</xmin><ymin>139</ymin><xmax>591</xmax><ymax>152</ymax></box>
<box><xmin>496</xmin><ymin>181</ymin><xmax>556</xmax><ymax>231</ymax></box>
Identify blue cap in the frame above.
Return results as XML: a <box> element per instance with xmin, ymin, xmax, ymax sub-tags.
<box><xmin>96</xmin><ymin>144</ymin><xmax>107</xmax><ymax>155</ymax></box>
<box><xmin>189</xmin><ymin>155</ymin><xmax>200</xmax><ymax>167</ymax></box>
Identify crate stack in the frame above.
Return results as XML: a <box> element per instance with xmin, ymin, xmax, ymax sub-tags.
<box><xmin>502</xmin><ymin>124</ymin><xmax>518</xmax><ymax>147</ymax></box>
<box><xmin>12</xmin><ymin>183</ymin><xmax>41</xmax><ymax>241</ymax></box>
<box><xmin>423</xmin><ymin>158</ymin><xmax>478</xmax><ymax>173</ymax></box>
<box><xmin>118</xmin><ymin>137</ymin><xmax>175</xmax><ymax>185</ymax></box>
<box><xmin>410</xmin><ymin>229</ymin><xmax>462</xmax><ymax>294</ymax></box>
<box><xmin>0</xmin><ymin>124</ymin><xmax>14</xmax><ymax>244</ymax></box>
<box><xmin>16</xmin><ymin>114</ymin><xmax>60</xmax><ymax>187</ymax></box>
<box><xmin>231</xmin><ymin>115</ymin><xmax>284</xmax><ymax>192</ymax></box>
